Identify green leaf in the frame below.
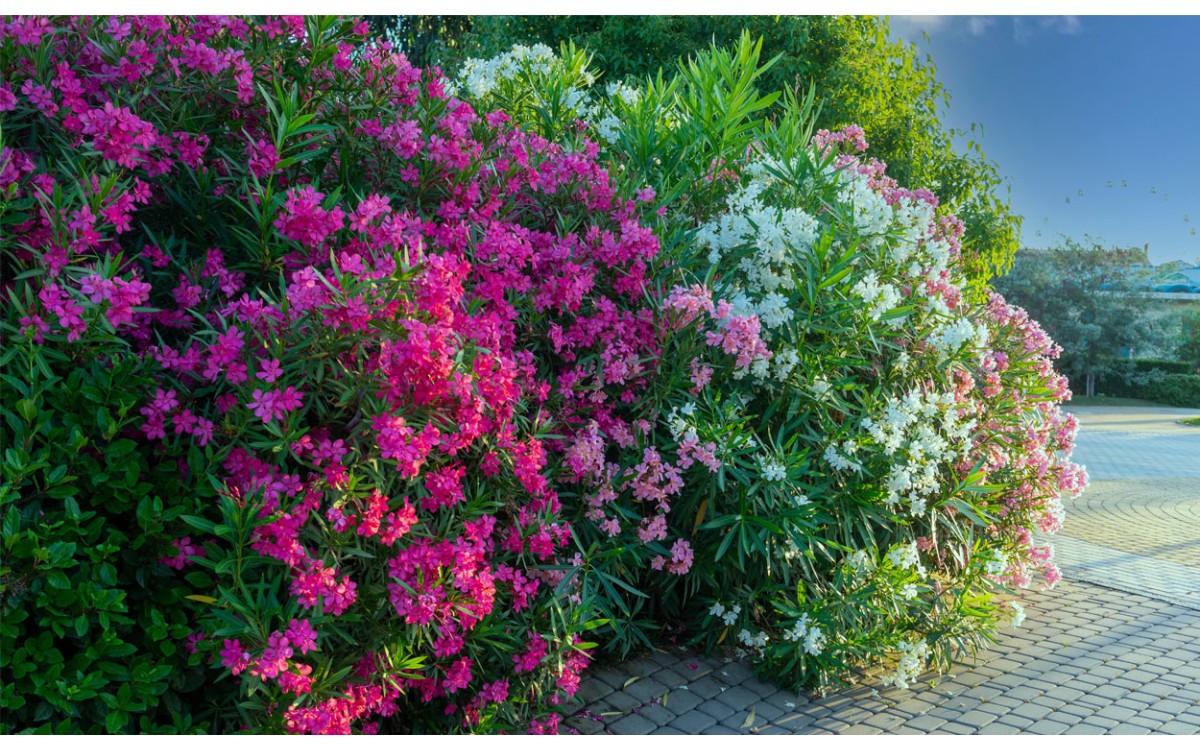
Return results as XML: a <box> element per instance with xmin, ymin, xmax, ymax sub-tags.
<box><xmin>15</xmin><ymin>399</ymin><xmax>36</xmax><ymax>422</ymax></box>
<box><xmin>180</xmin><ymin>515</ymin><xmax>217</xmax><ymax>535</ymax></box>
<box><xmin>106</xmin><ymin>709</ymin><xmax>128</xmax><ymax>733</ymax></box>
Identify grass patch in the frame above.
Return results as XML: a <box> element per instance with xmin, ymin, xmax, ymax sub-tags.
<box><xmin>1180</xmin><ymin>416</ymin><xmax>1200</xmax><ymax>427</ymax></box>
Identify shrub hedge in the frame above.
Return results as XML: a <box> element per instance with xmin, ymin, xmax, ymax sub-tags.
<box><xmin>1</xmin><ymin>16</ymin><xmax>1084</xmax><ymax>733</ymax></box>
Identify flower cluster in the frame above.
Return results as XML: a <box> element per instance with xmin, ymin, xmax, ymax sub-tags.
<box><xmin>1</xmin><ymin>16</ymin><xmax>658</xmax><ymax>734</ymax></box>
<box><xmin>2</xmin><ymin>21</ymin><xmax>1085</xmax><ymax>730</ymax></box>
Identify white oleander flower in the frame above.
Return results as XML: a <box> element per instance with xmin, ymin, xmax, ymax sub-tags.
<box><xmin>811</xmin><ymin>379</ymin><xmax>832</xmax><ymax>400</ymax></box>
<box><xmin>1009</xmin><ymin>602</ymin><xmax>1026</xmax><ymax>628</ymax></box>
<box><xmin>783</xmin><ymin>614</ymin><xmax>811</xmax><ymax>643</ymax></box>
<box><xmin>887</xmin><ymin>542</ymin><xmax>920</xmax><ymax>570</ymax></box>
<box><xmin>605</xmin><ymin>81</ymin><xmax>641</xmax><ymax>106</ymax></box>
<box><xmin>738</xmin><ymin>629</ymin><xmax>769</xmax><ymax>649</ymax></box>
<box><xmin>881</xmin><ymin>639</ymin><xmax>930</xmax><ymax>689</ymax></box>
<box><xmin>984</xmin><ymin>552</ymin><xmax>1009</xmax><ymax>577</ymax></box>
<box><xmin>759</xmin><ymin>457</ymin><xmax>787</xmax><ymax>482</ymax></box>
<box><xmin>845</xmin><ymin>549</ymin><xmax>873</xmax><ymax>574</ymax></box>
<box><xmin>592</xmin><ymin>112</ymin><xmax>623</xmax><ymax>143</ymax></box>
<box><xmin>803</xmin><ymin>625</ymin><xmax>825</xmax><ymax>656</ymax></box>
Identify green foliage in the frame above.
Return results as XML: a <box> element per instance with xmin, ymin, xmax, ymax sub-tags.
<box><xmin>0</xmin><ymin>335</ymin><xmax>218</xmax><ymax>733</ymax></box>
<box><xmin>1145</xmin><ymin>374</ymin><xmax>1200</xmax><ymax>408</ymax></box>
<box><xmin>460</xmin><ymin>37</ymin><xmax>1077</xmax><ymax>692</ymax></box>
<box><xmin>363</xmin><ymin>15</ymin><xmax>473</xmax><ymax>69</ymax></box>
<box><xmin>1177</xmin><ymin>308</ymin><xmax>1200</xmax><ymax>368</ymax></box>
<box><xmin>993</xmin><ymin>240</ymin><xmax>1167</xmax><ymax>396</ymax></box>
<box><xmin>1093</xmin><ymin>358</ymin><xmax>1195</xmax><ymax>399</ymax></box>
<box><xmin>440</xmin><ymin>15</ymin><xmax>1020</xmax><ymax>287</ymax></box>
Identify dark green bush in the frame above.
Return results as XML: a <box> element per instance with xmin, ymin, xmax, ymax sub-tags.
<box><xmin>1145</xmin><ymin>374</ymin><xmax>1200</xmax><ymax>408</ymax></box>
<box><xmin>1</xmin><ymin>336</ymin><xmax>219</xmax><ymax>733</ymax></box>
<box><xmin>1093</xmin><ymin>358</ymin><xmax>1196</xmax><ymax>400</ymax></box>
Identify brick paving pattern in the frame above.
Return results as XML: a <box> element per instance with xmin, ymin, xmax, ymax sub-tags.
<box><xmin>1055</xmin><ymin>407</ymin><xmax>1199</xmax><ymax>608</ymax></box>
<box><xmin>571</xmin><ymin>406</ymin><xmax>1200</xmax><ymax>734</ymax></box>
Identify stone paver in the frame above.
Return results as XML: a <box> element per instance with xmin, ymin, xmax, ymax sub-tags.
<box><xmin>572</xmin><ymin>407</ymin><xmax>1200</xmax><ymax>734</ymax></box>
<box><xmin>1054</xmin><ymin>407</ymin><xmax>1200</xmax><ymax>605</ymax></box>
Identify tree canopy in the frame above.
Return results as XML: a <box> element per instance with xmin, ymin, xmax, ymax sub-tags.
<box><xmin>369</xmin><ymin>15</ymin><xmax>1022</xmax><ymax>287</ymax></box>
<box><xmin>992</xmin><ymin>240</ymin><xmax>1167</xmax><ymax>394</ymax></box>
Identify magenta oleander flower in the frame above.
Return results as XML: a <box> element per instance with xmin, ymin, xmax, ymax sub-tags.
<box><xmin>513</xmin><ymin>634</ymin><xmax>548</xmax><ymax>674</ymax></box>
<box><xmin>443</xmin><ymin>657</ymin><xmax>473</xmax><ymax>694</ymax></box>
<box><xmin>273</xmin><ymin>186</ymin><xmax>346</xmax><ymax>247</ymax></box>
<box><xmin>220</xmin><ymin>638</ymin><xmax>252</xmax><ymax>676</ymax></box>
<box><xmin>284</xmin><ymin>619</ymin><xmax>318</xmax><ymax>654</ymax></box>
<box><xmin>247</xmin><ymin>386</ymin><xmax>303</xmax><ymax>423</ymax></box>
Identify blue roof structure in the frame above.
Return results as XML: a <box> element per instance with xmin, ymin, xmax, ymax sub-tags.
<box><xmin>1151</xmin><ymin>267</ymin><xmax>1200</xmax><ymax>294</ymax></box>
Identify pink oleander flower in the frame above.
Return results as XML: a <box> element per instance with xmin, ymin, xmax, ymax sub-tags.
<box><xmin>274</xmin><ymin>185</ymin><xmax>346</xmax><ymax>247</ymax></box>
<box><xmin>478</xmin><ymin>679</ymin><xmax>509</xmax><ymax>705</ymax></box>
<box><xmin>663</xmin><ymin>284</ymin><xmax>715</xmax><ymax>328</ymax></box>
<box><xmin>689</xmin><ymin>358</ymin><xmax>714</xmax><ymax>394</ymax></box>
<box><xmin>443</xmin><ymin>657</ymin><xmax>473</xmax><ymax>694</ymax></box>
<box><xmin>811</xmin><ymin>124</ymin><xmax>869</xmax><ymax>156</ymax></box>
<box><xmin>220</xmin><ymin>638</ymin><xmax>252</xmax><ymax>676</ymax></box>
<box><xmin>285</xmin><ymin>619</ymin><xmax>319</xmax><ymax>653</ymax></box>
<box><xmin>421</xmin><ymin>463</ymin><xmax>466</xmax><ymax>512</ymax></box>
<box><xmin>247</xmin><ymin>386</ymin><xmax>304</xmax><ymax>423</ymax></box>
<box><xmin>638</xmin><ymin>514</ymin><xmax>668</xmax><ymax>543</ymax></box>
<box><xmin>705</xmin><ymin>309</ymin><xmax>772</xmax><ymax>370</ymax></box>
<box><xmin>245</xmin><ymin>137</ymin><xmax>279</xmax><ymax>179</ymax></box>
<box><xmin>529</xmin><ymin>713</ymin><xmax>561</xmax><ymax>735</ymax></box>
<box><xmin>257</xmin><ymin>358</ymin><xmax>283</xmax><ymax>383</ymax></box>
<box><xmin>253</xmin><ymin>631</ymin><xmax>293</xmax><ymax>680</ymax></box>
<box><xmin>651</xmin><ymin>538</ymin><xmax>695</xmax><ymax>575</ymax></box>
<box><xmin>160</xmin><ymin>536</ymin><xmax>204</xmax><ymax>569</ymax></box>
<box><xmin>513</xmin><ymin>633</ymin><xmax>548</xmax><ymax>674</ymax></box>
<box><xmin>37</xmin><ymin>282</ymin><xmax>86</xmax><ymax>341</ymax></box>
<box><xmin>278</xmin><ymin>663</ymin><xmax>315</xmax><ymax>695</ymax></box>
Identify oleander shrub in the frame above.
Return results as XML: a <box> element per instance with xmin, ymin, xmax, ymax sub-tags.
<box><xmin>0</xmin><ymin>14</ymin><xmax>683</xmax><ymax>733</ymax></box>
<box><xmin>454</xmin><ymin>37</ymin><xmax>1085</xmax><ymax>692</ymax></box>
<box><xmin>1</xmin><ymin>15</ymin><xmax>1086</xmax><ymax>733</ymax></box>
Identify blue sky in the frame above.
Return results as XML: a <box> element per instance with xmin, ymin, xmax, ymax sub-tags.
<box><xmin>888</xmin><ymin>15</ymin><xmax>1200</xmax><ymax>266</ymax></box>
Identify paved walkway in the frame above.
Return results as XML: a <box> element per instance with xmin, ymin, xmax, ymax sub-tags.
<box><xmin>571</xmin><ymin>406</ymin><xmax>1200</xmax><ymax>735</ymax></box>
<box><xmin>1054</xmin><ymin>407</ymin><xmax>1199</xmax><ymax>607</ymax></box>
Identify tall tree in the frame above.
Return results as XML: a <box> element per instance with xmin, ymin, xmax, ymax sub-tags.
<box><xmin>992</xmin><ymin>240</ymin><xmax>1165</xmax><ymax>396</ymax></box>
<box><xmin>1177</xmin><ymin>309</ymin><xmax>1200</xmax><ymax>369</ymax></box>
<box><xmin>364</xmin><ymin>15</ymin><xmax>473</xmax><ymax>69</ymax></box>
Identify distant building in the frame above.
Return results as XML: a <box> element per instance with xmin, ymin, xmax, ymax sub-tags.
<box><xmin>1141</xmin><ymin>264</ymin><xmax>1200</xmax><ymax>361</ymax></box>
<box><xmin>1150</xmin><ymin>267</ymin><xmax>1200</xmax><ymax>295</ymax></box>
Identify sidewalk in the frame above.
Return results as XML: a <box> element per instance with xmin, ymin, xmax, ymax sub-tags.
<box><xmin>570</xmin><ymin>406</ymin><xmax>1200</xmax><ymax>735</ymax></box>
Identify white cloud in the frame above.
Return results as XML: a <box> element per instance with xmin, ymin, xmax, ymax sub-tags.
<box><xmin>889</xmin><ymin>14</ymin><xmax>1083</xmax><ymax>45</ymax></box>
<box><xmin>1043</xmin><ymin>16</ymin><xmax>1083</xmax><ymax>35</ymax></box>
<box><xmin>890</xmin><ymin>15</ymin><xmax>952</xmax><ymax>42</ymax></box>
<box><xmin>967</xmin><ymin>17</ymin><xmax>995</xmax><ymax>37</ymax></box>
<box><xmin>1015</xmin><ymin>15</ymin><xmax>1084</xmax><ymax>43</ymax></box>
